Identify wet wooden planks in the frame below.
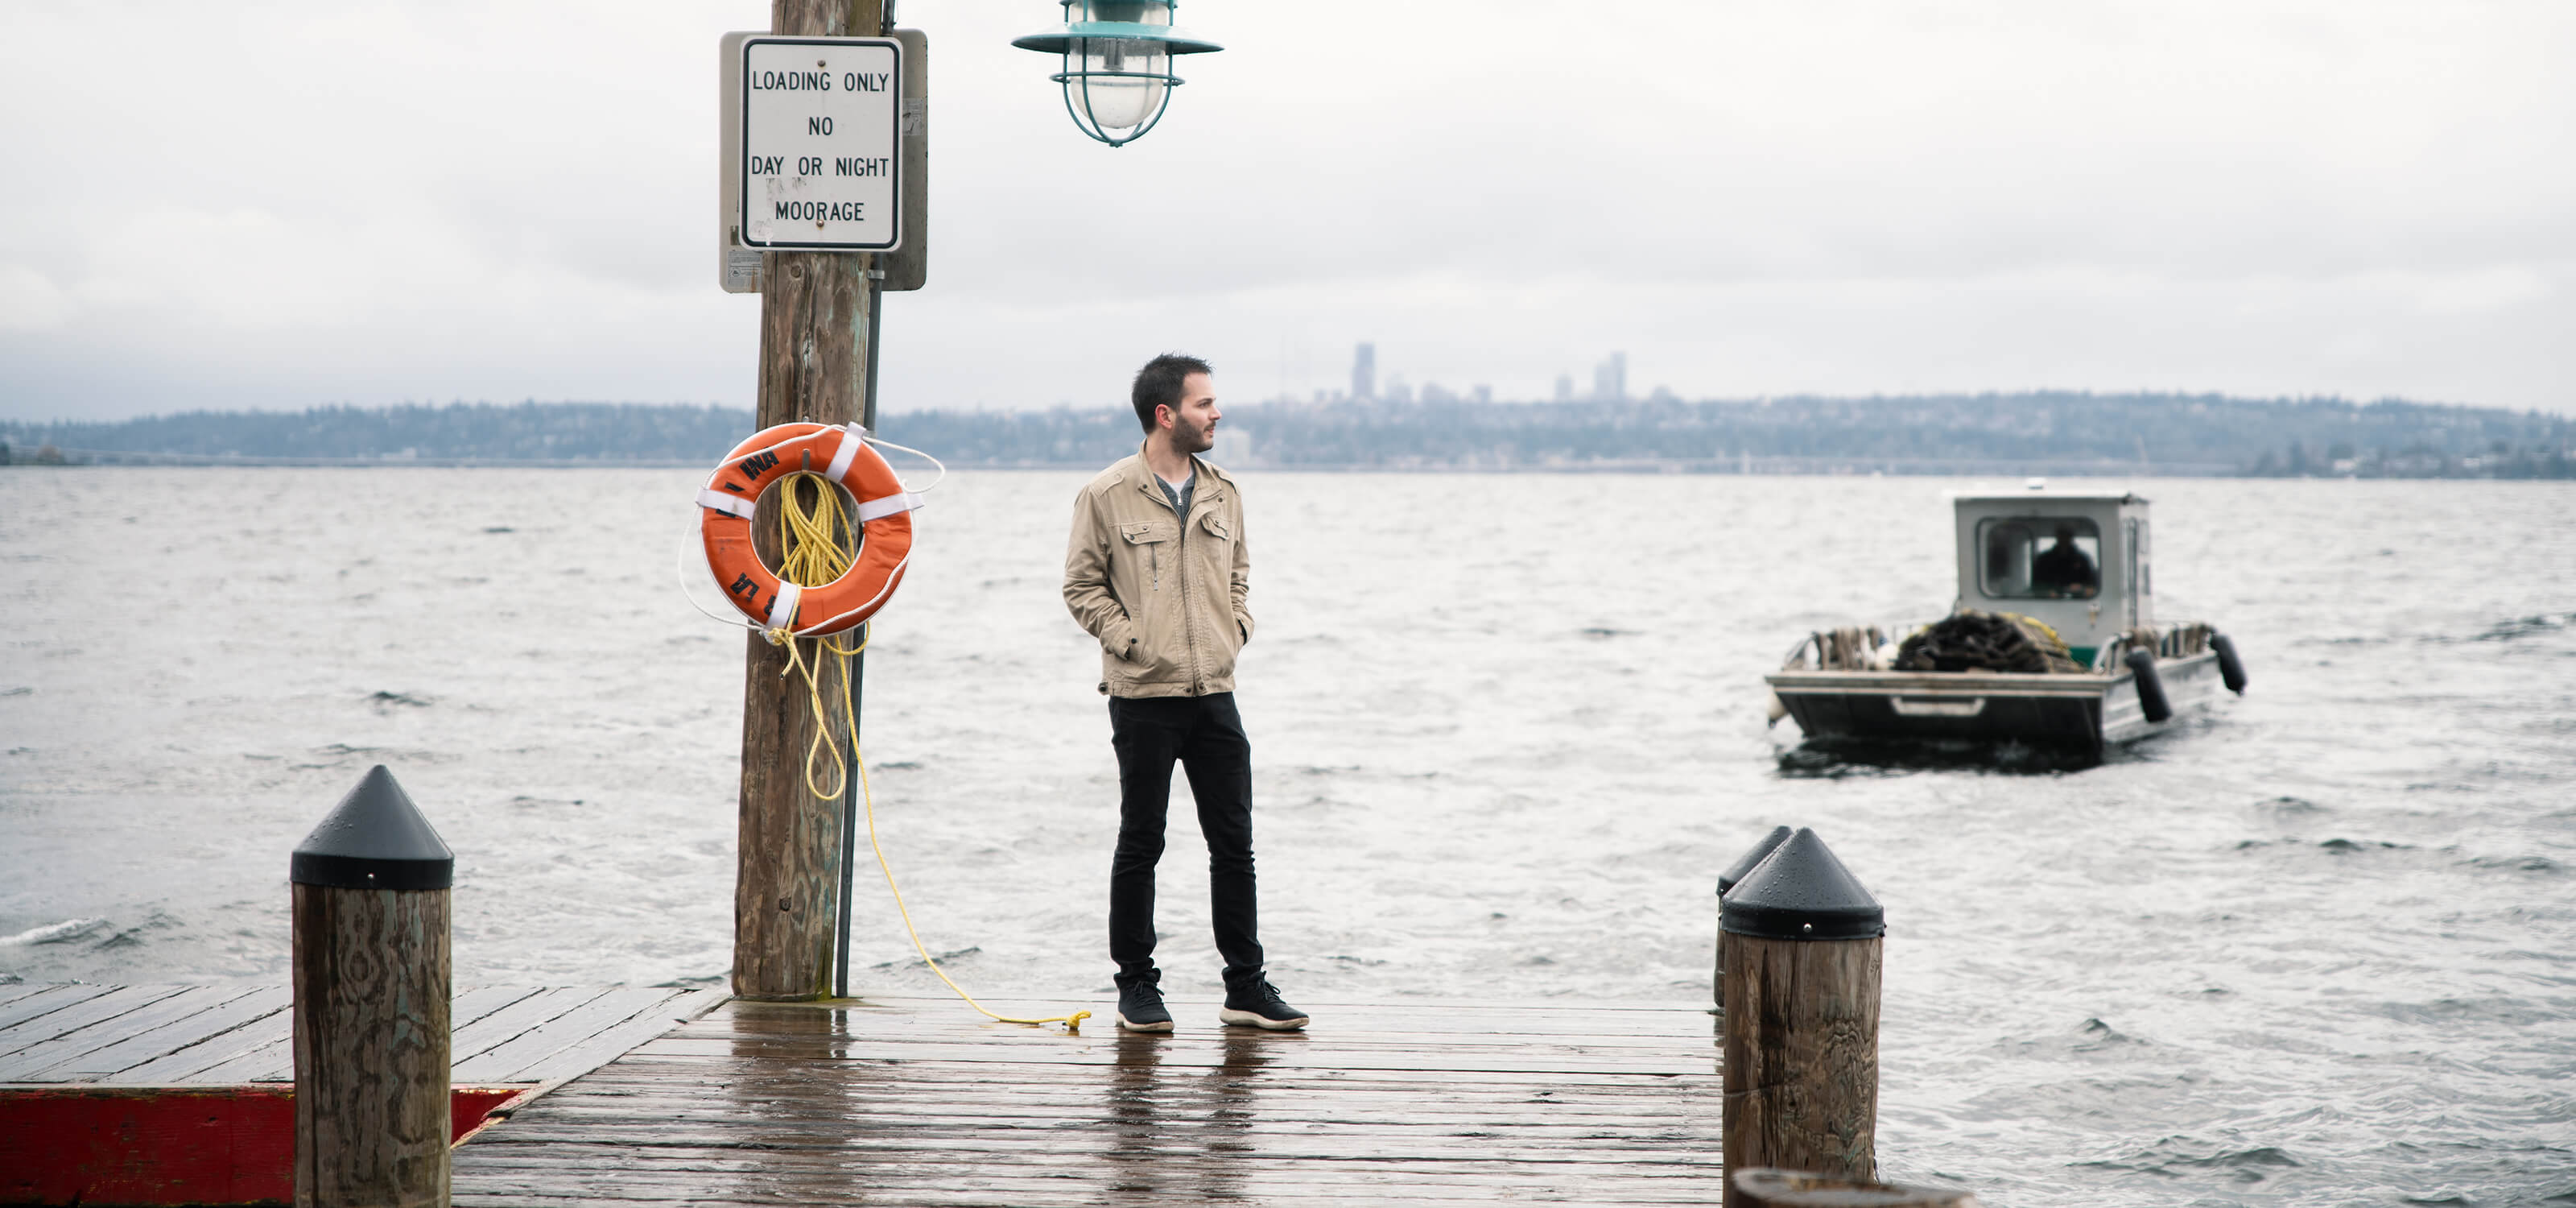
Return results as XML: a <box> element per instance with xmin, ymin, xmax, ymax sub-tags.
<box><xmin>454</xmin><ymin>995</ymin><xmax>1724</xmax><ymax>1206</ymax></box>
<box><xmin>0</xmin><ymin>983</ymin><xmax>724</xmax><ymax>1086</ymax></box>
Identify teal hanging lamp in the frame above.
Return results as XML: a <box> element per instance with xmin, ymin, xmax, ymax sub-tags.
<box><xmin>1013</xmin><ymin>1</ymin><xmax>1222</xmax><ymax>147</ymax></box>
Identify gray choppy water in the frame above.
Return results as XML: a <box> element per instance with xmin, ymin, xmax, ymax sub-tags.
<box><xmin>2</xmin><ymin>468</ymin><xmax>2571</xmax><ymax>1206</ymax></box>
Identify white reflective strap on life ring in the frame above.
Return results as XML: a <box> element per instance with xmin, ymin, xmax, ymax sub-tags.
<box><xmin>853</xmin><ymin>491</ymin><xmax>924</xmax><ymax>523</ymax></box>
<box><xmin>768</xmin><ymin>581</ymin><xmax>802</xmax><ymax>631</ymax></box>
<box><xmin>697</xmin><ymin>489</ymin><xmax>758</xmax><ymax>521</ymax></box>
<box><xmin>824</xmin><ymin>427</ymin><xmax>864</xmax><ymax>482</ymax></box>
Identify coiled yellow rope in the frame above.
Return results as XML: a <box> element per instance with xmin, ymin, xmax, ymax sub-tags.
<box><xmin>1997</xmin><ymin>610</ymin><xmax>2070</xmax><ymax>653</ymax></box>
<box><xmin>765</xmin><ymin>472</ymin><xmax>1088</xmax><ymax>1032</ymax></box>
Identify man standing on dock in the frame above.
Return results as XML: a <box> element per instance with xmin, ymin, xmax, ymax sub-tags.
<box><xmin>1063</xmin><ymin>354</ymin><xmax>1309</xmax><ymax>1035</ymax></box>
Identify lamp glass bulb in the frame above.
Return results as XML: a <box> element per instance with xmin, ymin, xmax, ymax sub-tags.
<box><xmin>1072</xmin><ymin>39</ymin><xmax>1168</xmax><ymax>132</ymax></box>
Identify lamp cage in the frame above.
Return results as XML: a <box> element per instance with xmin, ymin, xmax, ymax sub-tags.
<box><xmin>1012</xmin><ymin>0</ymin><xmax>1222</xmax><ymax>147</ymax></box>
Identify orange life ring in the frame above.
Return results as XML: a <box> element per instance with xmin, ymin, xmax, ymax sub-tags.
<box><xmin>696</xmin><ymin>422</ymin><xmax>919</xmax><ymax>637</ymax></box>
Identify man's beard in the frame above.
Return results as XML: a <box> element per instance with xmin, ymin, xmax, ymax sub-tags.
<box><xmin>1177</xmin><ymin>417</ymin><xmax>1216</xmax><ymax>453</ymax></box>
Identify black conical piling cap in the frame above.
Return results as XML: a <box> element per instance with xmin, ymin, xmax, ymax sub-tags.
<box><xmin>1716</xmin><ymin>825</ymin><xmax>1795</xmax><ymax>896</ymax></box>
<box><xmin>291</xmin><ymin>765</ymin><xmax>454</xmax><ymax>890</ymax></box>
<box><xmin>1719</xmin><ymin>827</ymin><xmax>1883</xmax><ymax>941</ymax></box>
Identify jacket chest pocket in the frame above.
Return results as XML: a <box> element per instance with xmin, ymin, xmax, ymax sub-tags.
<box><xmin>1194</xmin><ymin>512</ymin><xmax>1234</xmax><ymax>580</ymax></box>
<box><xmin>1121</xmin><ymin>521</ymin><xmax>1175</xmax><ymax>588</ymax></box>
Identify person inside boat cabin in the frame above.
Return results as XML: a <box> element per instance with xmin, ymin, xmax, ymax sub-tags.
<box><xmin>2030</xmin><ymin>523</ymin><xmax>2099</xmax><ymax>596</ymax></box>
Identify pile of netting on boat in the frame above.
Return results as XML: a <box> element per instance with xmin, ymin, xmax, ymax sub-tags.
<box><xmin>1895</xmin><ymin>610</ymin><xmax>2085</xmax><ymax>673</ymax></box>
<box><xmin>1785</xmin><ymin>611</ymin><xmax>2086</xmax><ymax>674</ymax></box>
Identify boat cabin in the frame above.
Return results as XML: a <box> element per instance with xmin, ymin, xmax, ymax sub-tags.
<box><xmin>1949</xmin><ymin>486</ymin><xmax>2152</xmax><ymax>667</ymax></box>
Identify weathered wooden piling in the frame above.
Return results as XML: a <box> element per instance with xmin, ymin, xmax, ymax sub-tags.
<box><xmin>733</xmin><ymin>0</ymin><xmax>890</xmax><ymax>1003</ymax></box>
<box><xmin>1732</xmin><ymin>1168</ymin><xmax>1979</xmax><ymax>1207</ymax></box>
<box><xmin>290</xmin><ymin>764</ymin><xmax>456</xmax><ymax>1208</ymax></box>
<box><xmin>1719</xmin><ymin>828</ymin><xmax>1885</xmax><ymax>1205</ymax></box>
<box><xmin>1714</xmin><ymin>825</ymin><xmax>1794</xmax><ymax>1020</ymax></box>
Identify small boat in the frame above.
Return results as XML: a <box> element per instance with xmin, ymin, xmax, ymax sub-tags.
<box><xmin>1765</xmin><ymin>485</ymin><xmax>2247</xmax><ymax>758</ymax></box>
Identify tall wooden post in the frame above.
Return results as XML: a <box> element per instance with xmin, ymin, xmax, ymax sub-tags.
<box><xmin>1720</xmin><ymin>829</ymin><xmax>1885</xmax><ymax>1206</ymax></box>
<box><xmin>290</xmin><ymin>765</ymin><xmax>455</xmax><ymax>1208</ymax></box>
<box><xmin>734</xmin><ymin>0</ymin><xmax>888</xmax><ymax>1002</ymax></box>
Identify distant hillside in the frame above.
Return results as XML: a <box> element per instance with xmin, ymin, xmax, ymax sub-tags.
<box><xmin>5</xmin><ymin>394</ymin><xmax>2569</xmax><ymax>478</ymax></box>
<box><xmin>0</xmin><ymin>402</ymin><xmax>741</xmax><ymax>465</ymax></box>
<box><xmin>891</xmin><ymin>393</ymin><xmax>2574</xmax><ymax>478</ymax></box>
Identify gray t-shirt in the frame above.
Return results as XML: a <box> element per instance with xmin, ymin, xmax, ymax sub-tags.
<box><xmin>1157</xmin><ymin>468</ymin><xmax>1195</xmax><ymax>519</ymax></box>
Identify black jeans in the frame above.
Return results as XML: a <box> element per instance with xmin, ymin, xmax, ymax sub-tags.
<box><xmin>1108</xmin><ymin>692</ymin><xmax>1263</xmax><ymax>986</ymax></box>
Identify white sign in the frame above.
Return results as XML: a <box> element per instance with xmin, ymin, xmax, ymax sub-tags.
<box><xmin>725</xmin><ymin>35</ymin><xmax>903</xmax><ymax>253</ymax></box>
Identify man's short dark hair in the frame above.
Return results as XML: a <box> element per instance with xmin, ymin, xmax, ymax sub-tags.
<box><xmin>1132</xmin><ymin>354</ymin><xmax>1212</xmax><ymax>432</ymax></box>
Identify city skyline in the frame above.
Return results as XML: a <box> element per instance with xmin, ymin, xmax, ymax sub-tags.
<box><xmin>1302</xmin><ymin>342</ymin><xmax>1632</xmax><ymax>407</ymax></box>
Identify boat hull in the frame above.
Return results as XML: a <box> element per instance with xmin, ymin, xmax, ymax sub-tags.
<box><xmin>1765</xmin><ymin>652</ymin><xmax>2222</xmax><ymax>755</ymax></box>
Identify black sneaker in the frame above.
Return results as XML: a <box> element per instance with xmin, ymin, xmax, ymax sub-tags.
<box><xmin>1218</xmin><ymin>977</ymin><xmax>1309</xmax><ymax>1031</ymax></box>
<box><xmin>1116</xmin><ymin>975</ymin><xmax>1173</xmax><ymax>1033</ymax></box>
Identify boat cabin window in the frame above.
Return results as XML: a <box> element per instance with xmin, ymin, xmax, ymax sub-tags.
<box><xmin>1980</xmin><ymin>517</ymin><xmax>2101</xmax><ymax>599</ymax></box>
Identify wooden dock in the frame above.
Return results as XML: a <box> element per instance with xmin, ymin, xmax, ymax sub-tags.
<box><xmin>3</xmin><ymin>983</ymin><xmax>1728</xmax><ymax>1205</ymax></box>
<box><xmin>1</xmin><ymin>981</ymin><xmax>723</xmax><ymax>1206</ymax></box>
<box><xmin>452</xmin><ymin>994</ymin><xmax>1724</xmax><ymax>1206</ymax></box>
<box><xmin>0</xmin><ymin>981</ymin><xmax>724</xmax><ymax>1090</ymax></box>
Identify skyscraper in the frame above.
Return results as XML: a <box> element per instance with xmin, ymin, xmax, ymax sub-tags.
<box><xmin>1351</xmin><ymin>342</ymin><xmax>1377</xmax><ymax>401</ymax></box>
<box><xmin>1593</xmin><ymin>353</ymin><xmax>1628</xmax><ymax>403</ymax></box>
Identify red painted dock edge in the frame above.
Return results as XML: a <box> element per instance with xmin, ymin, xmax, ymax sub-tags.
<box><xmin>0</xmin><ymin>1085</ymin><xmax>527</xmax><ymax>1207</ymax></box>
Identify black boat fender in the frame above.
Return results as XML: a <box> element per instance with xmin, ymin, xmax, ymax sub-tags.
<box><xmin>2211</xmin><ymin>632</ymin><xmax>2249</xmax><ymax>694</ymax></box>
<box><xmin>2125</xmin><ymin>648</ymin><xmax>2173</xmax><ymax>722</ymax></box>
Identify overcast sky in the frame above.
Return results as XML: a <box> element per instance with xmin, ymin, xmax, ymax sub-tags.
<box><xmin>2</xmin><ymin>1</ymin><xmax>2570</xmax><ymax>421</ymax></box>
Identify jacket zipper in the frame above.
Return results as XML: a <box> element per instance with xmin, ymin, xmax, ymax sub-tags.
<box><xmin>1179</xmin><ymin>493</ymin><xmax>1201</xmax><ymax>691</ymax></box>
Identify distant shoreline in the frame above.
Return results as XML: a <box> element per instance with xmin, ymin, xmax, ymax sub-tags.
<box><xmin>0</xmin><ymin>448</ymin><xmax>2409</xmax><ymax>479</ymax></box>
<box><xmin>8</xmin><ymin>393</ymin><xmax>2570</xmax><ymax>479</ymax></box>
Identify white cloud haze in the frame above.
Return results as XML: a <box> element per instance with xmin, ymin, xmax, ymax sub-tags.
<box><xmin>1</xmin><ymin>0</ymin><xmax>2569</xmax><ymax>420</ymax></box>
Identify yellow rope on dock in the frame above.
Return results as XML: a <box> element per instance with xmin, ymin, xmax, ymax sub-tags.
<box><xmin>766</xmin><ymin>471</ymin><xmax>1089</xmax><ymax>1034</ymax></box>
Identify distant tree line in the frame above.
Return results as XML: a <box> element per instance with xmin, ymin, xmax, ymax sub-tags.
<box><xmin>4</xmin><ymin>393</ymin><xmax>2569</xmax><ymax>478</ymax></box>
<box><xmin>2246</xmin><ymin>437</ymin><xmax>2574</xmax><ymax>480</ymax></box>
<box><xmin>881</xmin><ymin>392</ymin><xmax>2576</xmax><ymax>478</ymax></box>
<box><xmin>0</xmin><ymin>402</ymin><xmax>745</xmax><ymax>463</ymax></box>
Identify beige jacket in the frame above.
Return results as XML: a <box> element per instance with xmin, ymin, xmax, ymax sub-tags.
<box><xmin>1063</xmin><ymin>448</ymin><xmax>1254</xmax><ymax>697</ymax></box>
